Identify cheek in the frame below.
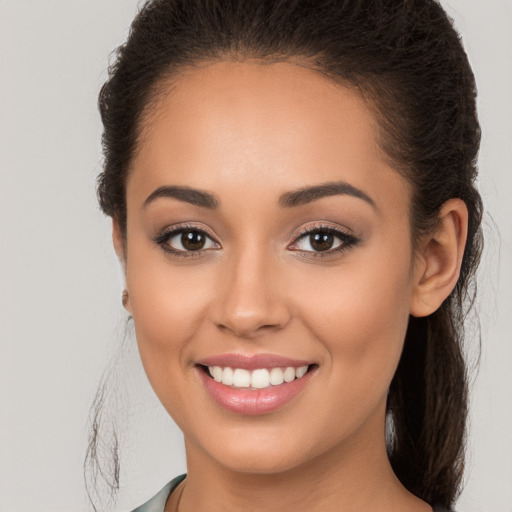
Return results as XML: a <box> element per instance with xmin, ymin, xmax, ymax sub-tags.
<box><xmin>292</xmin><ymin>241</ymin><xmax>414</xmax><ymax>396</ymax></box>
<box><xmin>124</xmin><ymin>241</ymin><xmax>214</xmax><ymax>395</ymax></box>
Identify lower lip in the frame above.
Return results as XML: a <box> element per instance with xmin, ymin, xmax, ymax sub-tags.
<box><xmin>197</xmin><ymin>366</ymin><xmax>315</xmax><ymax>415</ymax></box>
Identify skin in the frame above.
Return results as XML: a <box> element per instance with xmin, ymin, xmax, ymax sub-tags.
<box><xmin>113</xmin><ymin>60</ymin><xmax>468</xmax><ymax>512</ymax></box>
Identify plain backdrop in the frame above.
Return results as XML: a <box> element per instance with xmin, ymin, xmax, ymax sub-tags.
<box><xmin>0</xmin><ymin>1</ymin><xmax>511</xmax><ymax>511</ymax></box>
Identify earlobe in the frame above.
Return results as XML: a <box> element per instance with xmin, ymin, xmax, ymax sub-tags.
<box><xmin>410</xmin><ymin>199</ymin><xmax>468</xmax><ymax>317</ymax></box>
<box><xmin>112</xmin><ymin>220</ymin><xmax>132</xmax><ymax>313</ymax></box>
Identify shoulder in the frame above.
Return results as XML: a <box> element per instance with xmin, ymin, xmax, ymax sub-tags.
<box><xmin>131</xmin><ymin>474</ymin><xmax>187</xmax><ymax>512</ymax></box>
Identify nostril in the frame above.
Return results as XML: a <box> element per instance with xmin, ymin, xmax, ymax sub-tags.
<box><xmin>214</xmin><ymin>320</ymin><xmax>287</xmax><ymax>340</ymax></box>
<box><xmin>212</xmin><ymin>291</ymin><xmax>292</xmax><ymax>339</ymax></box>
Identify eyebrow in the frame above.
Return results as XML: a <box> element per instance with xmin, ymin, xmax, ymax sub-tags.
<box><xmin>143</xmin><ymin>180</ymin><xmax>376</xmax><ymax>211</ymax></box>
<box><xmin>278</xmin><ymin>180</ymin><xmax>376</xmax><ymax>209</ymax></box>
<box><xmin>143</xmin><ymin>185</ymin><xmax>220</xmax><ymax>209</ymax></box>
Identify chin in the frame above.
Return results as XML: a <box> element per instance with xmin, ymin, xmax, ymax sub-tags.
<box><xmin>190</xmin><ymin>421</ymin><xmax>329</xmax><ymax>476</ymax></box>
<box><xmin>213</xmin><ymin>447</ymin><xmax>308</xmax><ymax>475</ymax></box>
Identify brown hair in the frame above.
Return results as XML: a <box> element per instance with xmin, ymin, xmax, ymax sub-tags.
<box><xmin>90</xmin><ymin>0</ymin><xmax>482</xmax><ymax>508</ymax></box>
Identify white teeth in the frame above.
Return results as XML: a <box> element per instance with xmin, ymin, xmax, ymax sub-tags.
<box><xmin>233</xmin><ymin>368</ymin><xmax>251</xmax><ymax>388</ymax></box>
<box><xmin>269</xmin><ymin>367</ymin><xmax>284</xmax><ymax>385</ymax></box>
<box><xmin>296</xmin><ymin>365</ymin><xmax>308</xmax><ymax>378</ymax></box>
<box><xmin>221</xmin><ymin>366</ymin><xmax>234</xmax><ymax>386</ymax></box>
<box><xmin>213</xmin><ymin>366</ymin><xmax>223</xmax><ymax>383</ymax></box>
<box><xmin>283</xmin><ymin>367</ymin><xmax>296</xmax><ymax>383</ymax></box>
<box><xmin>251</xmin><ymin>369</ymin><xmax>270</xmax><ymax>389</ymax></box>
<box><xmin>207</xmin><ymin>365</ymin><xmax>310</xmax><ymax>389</ymax></box>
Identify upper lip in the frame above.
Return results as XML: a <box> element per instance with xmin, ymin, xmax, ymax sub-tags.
<box><xmin>196</xmin><ymin>353</ymin><xmax>314</xmax><ymax>370</ymax></box>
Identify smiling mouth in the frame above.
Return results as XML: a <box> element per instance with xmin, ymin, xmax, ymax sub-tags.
<box><xmin>199</xmin><ymin>364</ymin><xmax>317</xmax><ymax>390</ymax></box>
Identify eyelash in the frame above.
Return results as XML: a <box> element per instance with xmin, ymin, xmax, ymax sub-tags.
<box><xmin>153</xmin><ymin>223</ymin><xmax>219</xmax><ymax>259</ymax></box>
<box><xmin>289</xmin><ymin>224</ymin><xmax>360</xmax><ymax>259</ymax></box>
<box><xmin>153</xmin><ymin>223</ymin><xmax>360</xmax><ymax>259</ymax></box>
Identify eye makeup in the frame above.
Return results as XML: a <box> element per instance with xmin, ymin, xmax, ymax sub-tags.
<box><xmin>152</xmin><ymin>221</ymin><xmax>361</xmax><ymax>261</ymax></box>
<box><xmin>288</xmin><ymin>223</ymin><xmax>361</xmax><ymax>260</ymax></box>
<box><xmin>152</xmin><ymin>223</ymin><xmax>221</xmax><ymax>259</ymax></box>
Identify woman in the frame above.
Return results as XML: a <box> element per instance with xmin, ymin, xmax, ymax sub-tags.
<box><xmin>89</xmin><ymin>0</ymin><xmax>482</xmax><ymax>511</ymax></box>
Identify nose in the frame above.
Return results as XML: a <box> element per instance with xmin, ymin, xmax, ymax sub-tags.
<box><xmin>211</xmin><ymin>248</ymin><xmax>291</xmax><ymax>340</ymax></box>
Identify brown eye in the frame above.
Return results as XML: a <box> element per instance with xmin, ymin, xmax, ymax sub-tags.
<box><xmin>181</xmin><ymin>230</ymin><xmax>206</xmax><ymax>251</ymax></box>
<box><xmin>156</xmin><ymin>227</ymin><xmax>220</xmax><ymax>254</ymax></box>
<box><xmin>289</xmin><ymin>226</ymin><xmax>359</xmax><ymax>257</ymax></box>
<box><xmin>309</xmin><ymin>232</ymin><xmax>335</xmax><ymax>252</ymax></box>
<box><xmin>293</xmin><ymin>229</ymin><xmax>342</xmax><ymax>253</ymax></box>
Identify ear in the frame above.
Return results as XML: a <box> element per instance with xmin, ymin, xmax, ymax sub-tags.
<box><xmin>112</xmin><ymin>218</ymin><xmax>126</xmax><ymax>269</ymax></box>
<box><xmin>112</xmin><ymin>219</ymin><xmax>132</xmax><ymax>314</ymax></box>
<box><xmin>410</xmin><ymin>199</ymin><xmax>468</xmax><ymax>317</ymax></box>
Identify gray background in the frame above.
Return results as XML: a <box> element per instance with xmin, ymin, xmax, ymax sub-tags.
<box><xmin>0</xmin><ymin>1</ymin><xmax>510</xmax><ymax>510</ymax></box>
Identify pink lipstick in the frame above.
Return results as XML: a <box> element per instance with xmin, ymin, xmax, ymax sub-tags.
<box><xmin>196</xmin><ymin>353</ymin><xmax>317</xmax><ymax>415</ymax></box>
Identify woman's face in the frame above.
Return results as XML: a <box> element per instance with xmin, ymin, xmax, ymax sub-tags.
<box><xmin>121</xmin><ymin>60</ymin><xmax>419</xmax><ymax>474</ymax></box>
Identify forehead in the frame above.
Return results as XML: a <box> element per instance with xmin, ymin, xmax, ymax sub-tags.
<box><xmin>128</xmin><ymin>60</ymin><xmax>409</xmax><ymax>215</ymax></box>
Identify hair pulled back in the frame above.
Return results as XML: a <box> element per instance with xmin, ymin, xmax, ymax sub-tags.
<box><xmin>94</xmin><ymin>0</ymin><xmax>482</xmax><ymax>508</ymax></box>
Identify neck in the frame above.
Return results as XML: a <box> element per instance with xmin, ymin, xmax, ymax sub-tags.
<box><xmin>176</xmin><ymin>416</ymin><xmax>429</xmax><ymax>512</ymax></box>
